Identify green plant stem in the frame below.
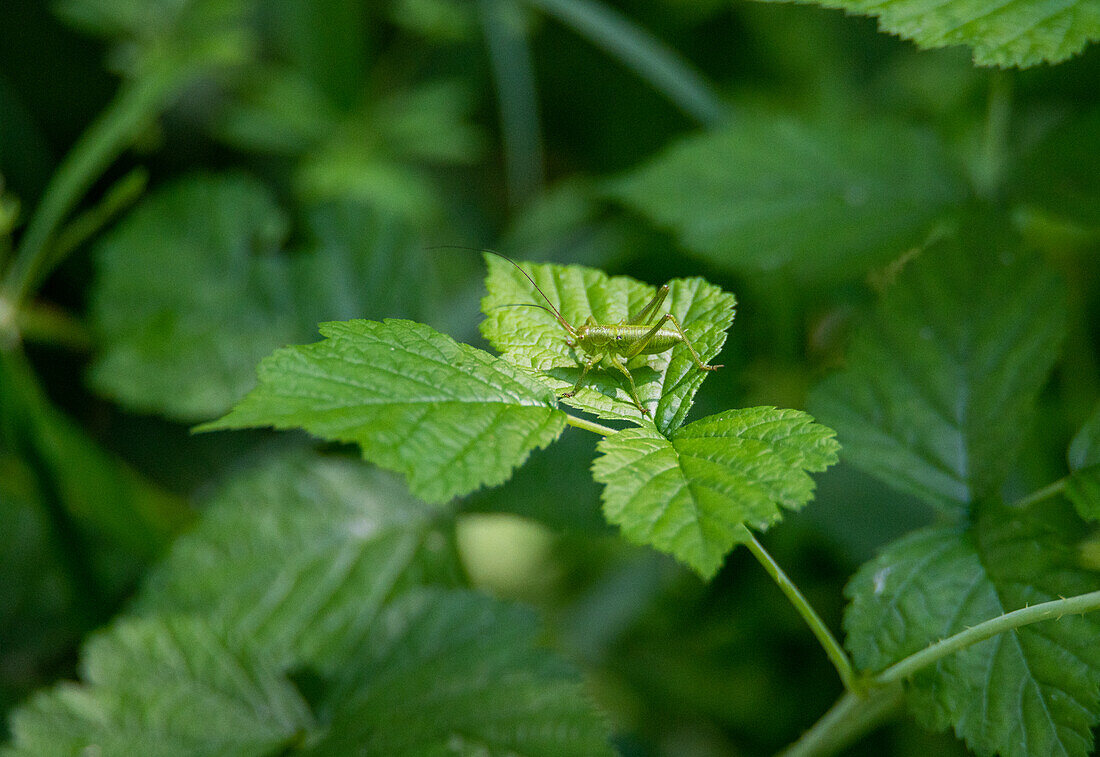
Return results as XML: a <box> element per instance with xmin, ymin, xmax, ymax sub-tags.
<box><xmin>744</xmin><ymin>533</ymin><xmax>858</xmax><ymax>693</ymax></box>
<box><xmin>523</xmin><ymin>0</ymin><xmax>725</xmax><ymax>126</ymax></box>
<box><xmin>2</xmin><ymin>72</ymin><xmax>175</xmax><ymax>306</ymax></box>
<box><xmin>564</xmin><ymin>413</ymin><xmax>617</xmax><ymax>436</ymax></box>
<box><xmin>1010</xmin><ymin>476</ymin><xmax>1066</xmax><ymax>509</ymax></box>
<box><xmin>876</xmin><ymin>589</ymin><xmax>1100</xmax><ymax>684</ymax></box>
<box><xmin>779</xmin><ymin>685</ymin><xmax>904</xmax><ymax>757</ymax></box>
<box><xmin>783</xmin><ymin>589</ymin><xmax>1100</xmax><ymax>756</ymax></box>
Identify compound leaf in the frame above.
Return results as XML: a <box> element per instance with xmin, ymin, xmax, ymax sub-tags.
<box><xmin>4</xmin><ymin>615</ymin><xmax>312</xmax><ymax>757</ymax></box>
<box><xmin>199</xmin><ymin>319</ymin><xmax>566</xmax><ymax>503</ymax></box>
<box><xmin>303</xmin><ymin>588</ymin><xmax>616</xmax><ymax>757</ymax></box>
<box><xmin>845</xmin><ymin>500</ymin><xmax>1100</xmax><ymax>757</ymax></box>
<box><xmin>608</xmin><ymin>115</ymin><xmax>963</xmax><ymax>281</ymax></box>
<box><xmin>756</xmin><ymin>0</ymin><xmax>1100</xmax><ymax>68</ymax></box>
<box><xmin>480</xmin><ymin>254</ymin><xmax>735</xmax><ymax>433</ymax></box>
<box><xmin>810</xmin><ymin>232</ymin><xmax>1066</xmax><ymax>515</ymax></box>
<box><xmin>133</xmin><ymin>455</ymin><xmax>458</xmax><ymax>670</ymax></box>
<box><xmin>592</xmin><ymin>406</ymin><xmax>839</xmax><ymax>578</ymax></box>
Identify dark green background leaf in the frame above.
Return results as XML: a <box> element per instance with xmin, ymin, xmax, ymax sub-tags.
<box><xmin>4</xmin><ymin>615</ymin><xmax>312</xmax><ymax>756</ymax></box>
<box><xmin>608</xmin><ymin>114</ymin><xmax>965</xmax><ymax>281</ymax></box>
<box><xmin>810</xmin><ymin>232</ymin><xmax>1066</xmax><ymax>514</ymax></box>
<box><xmin>133</xmin><ymin>454</ymin><xmax>459</xmax><ymax>670</ymax></box>
<box><xmin>90</xmin><ymin>174</ymin><xmax>434</xmax><ymax>422</ymax></box>
<box><xmin>304</xmin><ymin>589</ymin><xmax>616</xmax><ymax>756</ymax></box>
<box><xmin>89</xmin><ymin>173</ymin><xmax>298</xmax><ymax>421</ymax></box>
<box><xmin>845</xmin><ymin>499</ymin><xmax>1100</xmax><ymax>757</ymax></box>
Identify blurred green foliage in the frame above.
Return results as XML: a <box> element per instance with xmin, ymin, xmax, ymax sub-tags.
<box><xmin>1</xmin><ymin>0</ymin><xmax>1099</xmax><ymax>754</ymax></box>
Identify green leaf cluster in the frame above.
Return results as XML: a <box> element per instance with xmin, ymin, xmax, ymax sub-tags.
<box><xmin>810</xmin><ymin>232</ymin><xmax>1100</xmax><ymax>755</ymax></box>
<box><xmin>208</xmin><ymin>254</ymin><xmax>838</xmax><ymax>577</ymax></box>
<box><xmin>3</xmin><ymin>456</ymin><xmax>615</xmax><ymax>756</ymax></box>
<box><xmin>3</xmin><ymin>0</ymin><xmax>1100</xmax><ymax>755</ymax></box>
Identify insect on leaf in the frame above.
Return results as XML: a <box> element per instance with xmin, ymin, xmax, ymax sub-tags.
<box><xmin>479</xmin><ymin>254</ymin><xmax>735</xmax><ymax>434</ymax></box>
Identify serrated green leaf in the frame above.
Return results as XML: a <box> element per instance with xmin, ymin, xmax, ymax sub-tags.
<box><xmin>89</xmin><ymin>173</ymin><xmax>298</xmax><ymax>421</ymax></box>
<box><xmin>844</xmin><ymin>499</ymin><xmax>1100</xmax><ymax>757</ymax></box>
<box><xmin>479</xmin><ymin>254</ymin><xmax>735</xmax><ymax>433</ymax></box>
<box><xmin>607</xmin><ymin>115</ymin><xmax>964</xmax><ymax>281</ymax></box>
<box><xmin>200</xmin><ymin>319</ymin><xmax>566</xmax><ymax>502</ymax></box>
<box><xmin>303</xmin><ymin>588</ymin><xmax>616</xmax><ymax>757</ymax></box>
<box><xmin>132</xmin><ymin>454</ymin><xmax>459</xmax><ymax>670</ymax></box>
<box><xmin>761</xmin><ymin>0</ymin><xmax>1100</xmax><ymax>67</ymax></box>
<box><xmin>810</xmin><ymin>233</ymin><xmax>1066</xmax><ymax>515</ymax></box>
<box><xmin>4</xmin><ymin>615</ymin><xmax>312</xmax><ymax>757</ymax></box>
<box><xmin>591</xmin><ymin>407</ymin><xmax>839</xmax><ymax>578</ymax></box>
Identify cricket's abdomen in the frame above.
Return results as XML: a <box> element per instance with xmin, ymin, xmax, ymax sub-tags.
<box><xmin>578</xmin><ymin>324</ymin><xmax>681</xmax><ymax>356</ymax></box>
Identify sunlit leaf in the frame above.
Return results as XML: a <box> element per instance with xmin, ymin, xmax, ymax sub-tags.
<box><xmin>592</xmin><ymin>406</ymin><xmax>839</xmax><ymax>577</ymax></box>
<box><xmin>200</xmin><ymin>319</ymin><xmax>565</xmax><ymax>503</ymax></box>
<box><xmin>480</xmin><ymin>254</ymin><xmax>735</xmax><ymax>433</ymax></box>
<box><xmin>768</xmin><ymin>0</ymin><xmax>1099</xmax><ymax>68</ymax></box>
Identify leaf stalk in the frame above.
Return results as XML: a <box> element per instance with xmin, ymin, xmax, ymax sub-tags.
<box><xmin>744</xmin><ymin>533</ymin><xmax>858</xmax><ymax>693</ymax></box>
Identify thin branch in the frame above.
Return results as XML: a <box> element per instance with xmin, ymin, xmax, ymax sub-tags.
<box><xmin>564</xmin><ymin>413</ymin><xmax>617</xmax><ymax>436</ymax></box>
<box><xmin>876</xmin><ymin>589</ymin><xmax>1100</xmax><ymax>685</ymax></box>
<box><xmin>744</xmin><ymin>533</ymin><xmax>858</xmax><ymax>692</ymax></box>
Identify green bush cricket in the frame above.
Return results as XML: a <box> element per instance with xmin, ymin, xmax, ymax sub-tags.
<box><xmin>433</xmin><ymin>247</ymin><xmax>722</xmax><ymax>417</ymax></box>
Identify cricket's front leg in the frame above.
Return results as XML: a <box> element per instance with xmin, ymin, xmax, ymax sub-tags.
<box><xmin>562</xmin><ymin>355</ymin><xmax>601</xmax><ymax>398</ymax></box>
<box><xmin>608</xmin><ymin>354</ymin><xmax>649</xmax><ymax>416</ymax></box>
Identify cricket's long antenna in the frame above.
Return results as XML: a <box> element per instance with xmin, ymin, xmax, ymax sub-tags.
<box><xmin>426</xmin><ymin>245</ymin><xmax>576</xmax><ymax>336</ymax></box>
<box><xmin>489</xmin><ymin>303</ymin><xmax>559</xmax><ymax>316</ymax></box>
